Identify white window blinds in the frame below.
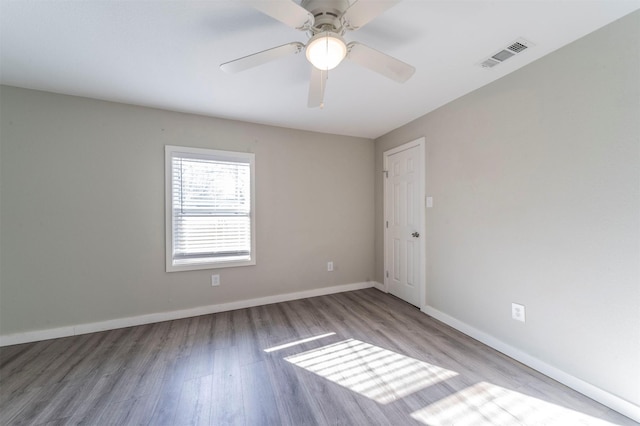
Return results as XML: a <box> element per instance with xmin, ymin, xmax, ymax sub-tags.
<box><xmin>166</xmin><ymin>146</ymin><xmax>255</xmax><ymax>271</ymax></box>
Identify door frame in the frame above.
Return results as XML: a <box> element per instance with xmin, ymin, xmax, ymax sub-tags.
<box><xmin>383</xmin><ymin>137</ymin><xmax>426</xmax><ymax>309</ymax></box>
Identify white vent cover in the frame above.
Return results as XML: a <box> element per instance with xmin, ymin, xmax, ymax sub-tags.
<box><xmin>479</xmin><ymin>38</ymin><xmax>534</xmax><ymax>68</ymax></box>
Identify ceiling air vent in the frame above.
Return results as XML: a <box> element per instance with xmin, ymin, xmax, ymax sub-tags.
<box><xmin>508</xmin><ymin>41</ymin><xmax>528</xmax><ymax>53</ymax></box>
<box><xmin>479</xmin><ymin>38</ymin><xmax>534</xmax><ymax>69</ymax></box>
<box><xmin>480</xmin><ymin>58</ymin><xmax>501</xmax><ymax>68</ymax></box>
<box><xmin>492</xmin><ymin>49</ymin><xmax>515</xmax><ymax>62</ymax></box>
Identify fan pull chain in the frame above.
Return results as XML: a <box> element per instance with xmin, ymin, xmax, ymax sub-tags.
<box><xmin>320</xmin><ymin>35</ymin><xmax>330</xmax><ymax>109</ymax></box>
<box><xmin>320</xmin><ymin>69</ymin><xmax>326</xmax><ymax>109</ymax></box>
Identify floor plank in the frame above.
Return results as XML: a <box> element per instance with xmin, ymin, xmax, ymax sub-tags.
<box><xmin>241</xmin><ymin>360</ymin><xmax>281</xmax><ymax>425</ymax></box>
<box><xmin>210</xmin><ymin>346</ymin><xmax>245</xmax><ymax>425</ymax></box>
<box><xmin>0</xmin><ymin>288</ymin><xmax>636</xmax><ymax>425</ymax></box>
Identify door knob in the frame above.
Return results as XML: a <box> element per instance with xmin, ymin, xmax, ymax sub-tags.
<box><xmin>412</xmin><ymin>231</ymin><xmax>420</xmax><ymax>238</ymax></box>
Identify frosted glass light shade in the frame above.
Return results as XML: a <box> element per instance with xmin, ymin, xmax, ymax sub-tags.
<box><xmin>306</xmin><ymin>32</ymin><xmax>347</xmax><ymax>70</ymax></box>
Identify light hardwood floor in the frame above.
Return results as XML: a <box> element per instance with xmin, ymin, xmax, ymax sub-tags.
<box><xmin>0</xmin><ymin>288</ymin><xmax>637</xmax><ymax>425</ymax></box>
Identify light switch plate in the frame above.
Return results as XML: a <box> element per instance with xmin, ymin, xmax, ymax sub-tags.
<box><xmin>426</xmin><ymin>196</ymin><xmax>433</xmax><ymax>208</ymax></box>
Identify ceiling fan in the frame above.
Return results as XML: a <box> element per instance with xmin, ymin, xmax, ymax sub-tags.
<box><xmin>220</xmin><ymin>0</ymin><xmax>415</xmax><ymax>108</ymax></box>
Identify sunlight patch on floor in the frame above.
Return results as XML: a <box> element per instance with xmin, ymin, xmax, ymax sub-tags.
<box><xmin>263</xmin><ymin>332</ymin><xmax>336</xmax><ymax>353</ymax></box>
<box><xmin>285</xmin><ymin>338</ymin><xmax>458</xmax><ymax>404</ymax></box>
<box><xmin>410</xmin><ymin>381</ymin><xmax>617</xmax><ymax>426</ymax></box>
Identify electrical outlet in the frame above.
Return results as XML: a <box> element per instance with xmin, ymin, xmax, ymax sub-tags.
<box><xmin>211</xmin><ymin>274</ymin><xmax>220</xmax><ymax>286</ymax></box>
<box><xmin>512</xmin><ymin>303</ymin><xmax>525</xmax><ymax>322</ymax></box>
<box><xmin>327</xmin><ymin>261</ymin><xmax>334</xmax><ymax>272</ymax></box>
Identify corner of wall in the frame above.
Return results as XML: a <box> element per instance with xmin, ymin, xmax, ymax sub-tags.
<box><xmin>422</xmin><ymin>305</ymin><xmax>640</xmax><ymax>423</ymax></box>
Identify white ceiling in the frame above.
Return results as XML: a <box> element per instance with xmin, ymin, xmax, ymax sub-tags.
<box><xmin>1</xmin><ymin>0</ymin><xmax>639</xmax><ymax>139</ymax></box>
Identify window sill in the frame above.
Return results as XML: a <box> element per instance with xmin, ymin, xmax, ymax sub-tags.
<box><xmin>167</xmin><ymin>257</ymin><xmax>256</xmax><ymax>272</ymax></box>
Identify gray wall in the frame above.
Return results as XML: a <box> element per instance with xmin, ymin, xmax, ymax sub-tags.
<box><xmin>1</xmin><ymin>8</ymin><xmax>638</xmax><ymax>413</ymax></box>
<box><xmin>0</xmin><ymin>86</ymin><xmax>375</xmax><ymax>335</ymax></box>
<box><xmin>375</xmin><ymin>11</ymin><xmax>639</xmax><ymax>406</ymax></box>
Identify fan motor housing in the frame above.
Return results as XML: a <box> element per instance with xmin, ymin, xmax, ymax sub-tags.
<box><xmin>301</xmin><ymin>0</ymin><xmax>349</xmax><ymax>33</ymax></box>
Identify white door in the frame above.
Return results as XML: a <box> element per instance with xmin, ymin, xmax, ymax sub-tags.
<box><xmin>384</xmin><ymin>138</ymin><xmax>425</xmax><ymax>308</ymax></box>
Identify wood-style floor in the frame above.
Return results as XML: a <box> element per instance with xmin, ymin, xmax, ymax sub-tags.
<box><xmin>0</xmin><ymin>288</ymin><xmax>636</xmax><ymax>425</ymax></box>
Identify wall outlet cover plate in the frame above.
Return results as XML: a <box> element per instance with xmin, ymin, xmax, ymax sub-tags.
<box><xmin>512</xmin><ymin>303</ymin><xmax>526</xmax><ymax>322</ymax></box>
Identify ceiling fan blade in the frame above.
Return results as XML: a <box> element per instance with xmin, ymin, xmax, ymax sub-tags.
<box><xmin>220</xmin><ymin>42</ymin><xmax>304</xmax><ymax>73</ymax></box>
<box><xmin>308</xmin><ymin>66</ymin><xmax>327</xmax><ymax>108</ymax></box>
<box><xmin>346</xmin><ymin>42</ymin><xmax>415</xmax><ymax>83</ymax></box>
<box><xmin>341</xmin><ymin>0</ymin><xmax>402</xmax><ymax>31</ymax></box>
<box><xmin>245</xmin><ymin>0</ymin><xmax>314</xmax><ymax>30</ymax></box>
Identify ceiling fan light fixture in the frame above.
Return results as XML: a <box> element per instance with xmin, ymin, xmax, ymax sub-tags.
<box><xmin>306</xmin><ymin>32</ymin><xmax>347</xmax><ymax>70</ymax></box>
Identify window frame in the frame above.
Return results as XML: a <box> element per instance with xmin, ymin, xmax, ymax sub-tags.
<box><xmin>165</xmin><ymin>145</ymin><xmax>256</xmax><ymax>272</ymax></box>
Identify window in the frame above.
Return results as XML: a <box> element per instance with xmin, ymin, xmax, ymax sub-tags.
<box><xmin>165</xmin><ymin>145</ymin><xmax>255</xmax><ymax>271</ymax></box>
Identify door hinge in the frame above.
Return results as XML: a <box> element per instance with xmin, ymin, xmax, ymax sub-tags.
<box><xmin>386</xmin><ymin>220</ymin><xmax>388</xmax><ymax>228</ymax></box>
<box><xmin>386</xmin><ymin>271</ymin><xmax>389</xmax><ymax>278</ymax></box>
<box><xmin>383</xmin><ymin>170</ymin><xmax>388</xmax><ymax>178</ymax></box>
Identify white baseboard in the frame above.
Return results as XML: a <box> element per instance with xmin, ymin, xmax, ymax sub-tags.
<box><xmin>0</xmin><ymin>281</ymin><xmax>374</xmax><ymax>347</ymax></box>
<box><xmin>421</xmin><ymin>305</ymin><xmax>640</xmax><ymax>423</ymax></box>
<box><xmin>373</xmin><ymin>281</ymin><xmax>386</xmax><ymax>292</ymax></box>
